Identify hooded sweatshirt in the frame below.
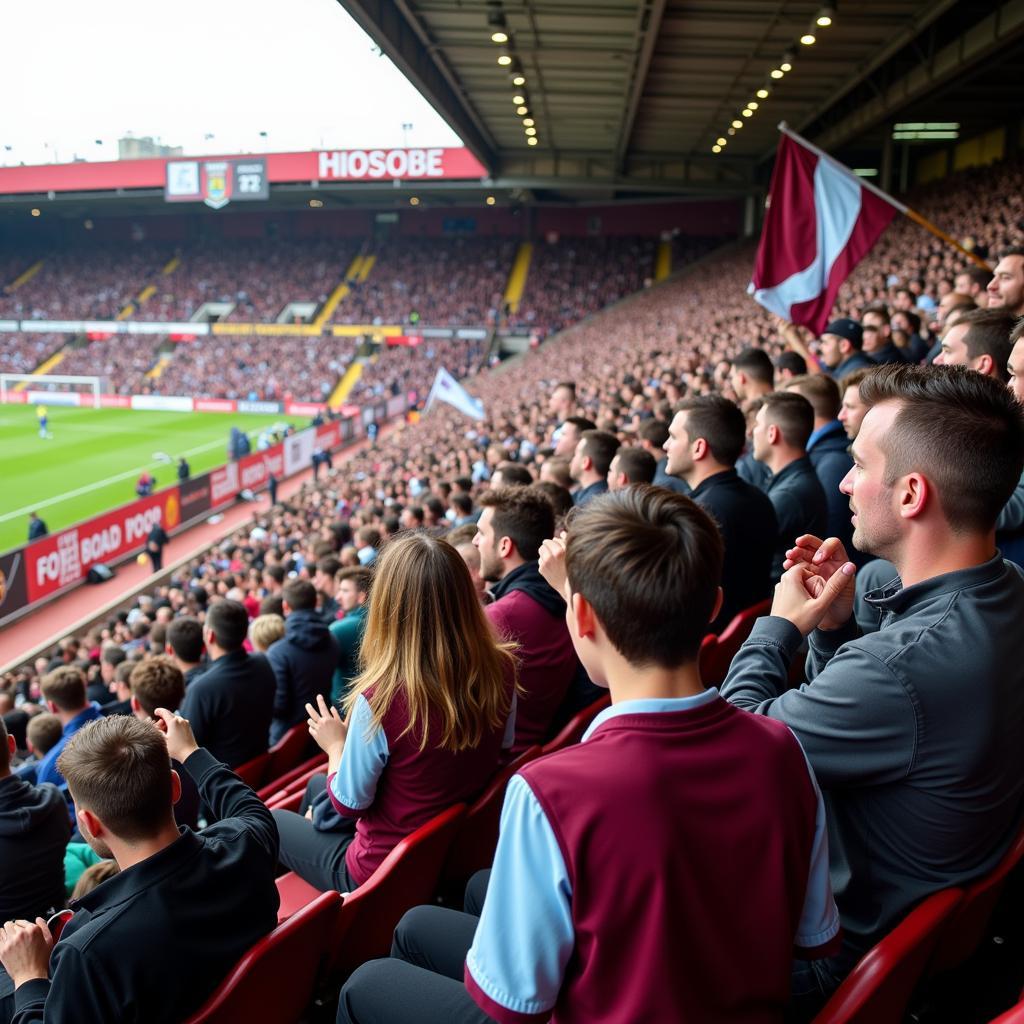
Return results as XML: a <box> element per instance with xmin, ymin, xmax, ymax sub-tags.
<box><xmin>268</xmin><ymin>608</ymin><xmax>340</xmax><ymax>744</ymax></box>
<box><xmin>488</xmin><ymin>561</ymin><xmax>580</xmax><ymax>753</ymax></box>
<box><xmin>0</xmin><ymin>773</ymin><xmax>72</xmax><ymax>921</ymax></box>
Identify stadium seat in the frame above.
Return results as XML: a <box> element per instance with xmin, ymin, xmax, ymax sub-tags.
<box><xmin>440</xmin><ymin>745</ymin><xmax>543</xmax><ymax>896</ymax></box>
<box><xmin>928</xmin><ymin>823</ymin><xmax>1024</xmax><ymax>974</ymax></box>
<box><xmin>261</xmin><ymin>723</ymin><xmax>313</xmax><ymax>792</ymax></box>
<box><xmin>990</xmin><ymin>995</ymin><xmax>1024</xmax><ymax>1023</ymax></box>
<box><xmin>233</xmin><ymin>750</ymin><xmax>272</xmax><ymax>790</ymax></box>
<box><xmin>256</xmin><ymin>752</ymin><xmax>327</xmax><ymax>803</ymax></box>
<box><xmin>276</xmin><ymin>803</ymin><xmax>467</xmax><ymax>979</ymax></box>
<box><xmin>541</xmin><ymin>694</ymin><xmax>611</xmax><ymax>755</ymax></box>
<box><xmin>811</xmin><ymin>888</ymin><xmax>963</xmax><ymax>1024</ymax></box>
<box><xmin>266</xmin><ymin>788</ymin><xmax>305</xmax><ymax>814</ymax></box>
<box><xmin>183</xmin><ymin>890</ymin><xmax>341</xmax><ymax>1024</ymax></box>
<box><xmin>700</xmin><ymin>598</ymin><xmax>772</xmax><ymax>686</ymax></box>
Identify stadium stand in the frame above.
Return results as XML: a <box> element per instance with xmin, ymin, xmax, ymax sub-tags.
<box><xmin>4</xmin><ymin>142</ymin><xmax>1024</xmax><ymax>1023</ymax></box>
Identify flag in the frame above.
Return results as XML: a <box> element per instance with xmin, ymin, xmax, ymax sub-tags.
<box><xmin>749</xmin><ymin>128</ymin><xmax>902</xmax><ymax>336</ymax></box>
<box><xmin>425</xmin><ymin>367</ymin><xmax>485</xmax><ymax>421</ymax></box>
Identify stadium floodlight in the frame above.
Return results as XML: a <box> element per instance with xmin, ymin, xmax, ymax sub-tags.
<box><xmin>497</xmin><ymin>53</ymin><xmax>512</xmax><ymax>66</ymax></box>
<box><xmin>748</xmin><ymin>101</ymin><xmax>758</xmax><ymax>110</ymax></box>
<box><xmin>486</xmin><ymin>195</ymin><xmax>496</xmax><ymax>205</ymax></box>
<box><xmin>409</xmin><ymin>196</ymin><xmax>420</xmax><ymax>205</ymax></box>
<box><xmin>716</xmin><ymin>137</ymin><xmax>727</xmax><ymax>146</ymax></box>
<box><xmin>742</xmin><ymin>108</ymin><xmax>753</xmax><ymax>117</ymax></box>
<box><xmin>712</xmin><ymin>145</ymin><xmax>722</xmax><ymax>153</ymax></box>
<box><xmin>800</xmin><ymin>30</ymin><xmax>816</xmax><ymax>45</ymax></box>
<box><xmin>731</xmin><ymin>119</ymin><xmax>743</xmax><ymax>129</ymax></box>
<box><xmin>30</xmin><ymin>208</ymin><xmax>41</xmax><ymax>217</ymax></box>
<box><xmin>523</xmin><ymin>117</ymin><xmax>535</xmax><ymax>127</ymax></box>
<box><xmin>527</xmin><ymin>137</ymin><xmax>538</xmax><ymax>146</ymax></box>
<box><xmin>512</xmin><ymin>74</ymin><xmax>526</xmax><ymax>86</ymax></box>
<box><xmin>516</xmin><ymin>105</ymin><xmax>529</xmax><ymax>115</ymax></box>
<box><xmin>757</xmin><ymin>86</ymin><xmax>770</xmax><ymax>99</ymax></box>
<box><xmin>491</xmin><ymin>30</ymin><xmax>508</xmax><ymax>43</ymax></box>
<box><xmin>512</xmin><ymin>94</ymin><xmax>525</xmax><ymax>104</ymax></box>
<box><xmin>816</xmin><ymin>4</ymin><xmax>835</xmax><ymax>27</ymax></box>
<box><xmin>524</xmin><ymin>127</ymin><xmax>537</xmax><ymax>136</ymax></box>
<box><xmin>770</xmin><ymin>68</ymin><xmax>784</xmax><ymax>79</ymax></box>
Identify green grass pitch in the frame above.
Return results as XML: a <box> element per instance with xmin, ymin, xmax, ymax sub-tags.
<box><xmin>0</xmin><ymin>405</ymin><xmax>296</xmax><ymax>554</ymax></box>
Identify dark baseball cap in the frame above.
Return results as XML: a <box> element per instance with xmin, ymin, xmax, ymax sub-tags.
<box><xmin>822</xmin><ymin>318</ymin><xmax>863</xmax><ymax>348</ymax></box>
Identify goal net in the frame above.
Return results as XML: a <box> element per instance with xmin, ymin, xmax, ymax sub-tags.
<box><xmin>0</xmin><ymin>374</ymin><xmax>104</xmax><ymax>409</ymax></box>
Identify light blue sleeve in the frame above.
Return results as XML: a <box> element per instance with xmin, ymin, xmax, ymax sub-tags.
<box><xmin>792</xmin><ymin>738</ymin><xmax>842</xmax><ymax>952</ymax></box>
<box><xmin>465</xmin><ymin>774</ymin><xmax>574</xmax><ymax>1017</ymax></box>
<box><xmin>330</xmin><ymin>694</ymin><xmax>389</xmax><ymax>811</ymax></box>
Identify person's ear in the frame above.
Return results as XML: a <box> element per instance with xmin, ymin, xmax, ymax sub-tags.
<box><xmin>45</xmin><ymin>700</ymin><xmax>58</xmax><ymax>715</ymax></box>
<box><xmin>169</xmin><ymin>769</ymin><xmax>182</xmax><ymax>806</ymax></box>
<box><xmin>899</xmin><ymin>472</ymin><xmax>929</xmax><ymax>520</ymax></box>
<box><xmin>767</xmin><ymin>424</ymin><xmax>781</xmax><ymax>446</ymax></box>
<box><xmin>497</xmin><ymin>535</ymin><xmax>514</xmax><ymax>560</ymax></box>
<box><xmin>130</xmin><ymin>695</ymin><xmax>142</xmax><ymax>716</ymax></box>
<box><xmin>164</xmin><ymin>643</ymin><xmax>174</xmax><ymax>656</ymax></box>
<box><xmin>571</xmin><ymin>592</ymin><xmax>598</xmax><ymax>641</ymax></box>
<box><xmin>709</xmin><ymin>587</ymin><xmax>724</xmax><ymax>625</ymax></box>
<box><xmin>975</xmin><ymin>353</ymin><xmax>994</xmax><ymax>377</ymax></box>
<box><xmin>7</xmin><ymin>734</ymin><xmax>15</xmax><ymax>759</ymax></box>
<box><xmin>692</xmin><ymin>437</ymin><xmax>709</xmax><ymax>462</ymax></box>
<box><xmin>78</xmin><ymin>806</ymin><xmax>104</xmax><ymax>843</ymax></box>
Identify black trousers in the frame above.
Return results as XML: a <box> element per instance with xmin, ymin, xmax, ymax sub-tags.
<box><xmin>272</xmin><ymin>775</ymin><xmax>358</xmax><ymax>892</ymax></box>
<box><xmin>336</xmin><ymin>872</ymin><xmax>491</xmax><ymax>1024</ymax></box>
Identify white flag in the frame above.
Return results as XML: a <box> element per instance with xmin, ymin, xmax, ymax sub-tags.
<box><xmin>425</xmin><ymin>367</ymin><xmax>485</xmax><ymax>421</ymax></box>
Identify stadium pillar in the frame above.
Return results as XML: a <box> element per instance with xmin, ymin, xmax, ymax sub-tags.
<box><xmin>743</xmin><ymin>193</ymin><xmax>757</xmax><ymax>238</ymax></box>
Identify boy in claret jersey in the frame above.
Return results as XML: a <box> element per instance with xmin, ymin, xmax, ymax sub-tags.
<box><xmin>338</xmin><ymin>486</ymin><xmax>840</xmax><ymax>1024</ymax></box>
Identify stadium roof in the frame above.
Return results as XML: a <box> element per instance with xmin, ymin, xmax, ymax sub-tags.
<box><xmin>341</xmin><ymin>0</ymin><xmax>1024</xmax><ymax>199</ymax></box>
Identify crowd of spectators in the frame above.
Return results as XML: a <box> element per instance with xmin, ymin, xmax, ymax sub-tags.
<box><xmin>3</xmin><ymin>153</ymin><xmax>1024</xmax><ymax>1022</ymax></box>
<box><xmin>335</xmin><ymin>237</ymin><xmax>516</xmax><ymax>328</ymax></box>
<box><xmin>0</xmin><ymin>335</ymin><xmax>65</xmax><ymax>376</ymax></box>
<box><xmin>54</xmin><ymin>336</ymin><xmax>163</xmax><ymax>393</ymax></box>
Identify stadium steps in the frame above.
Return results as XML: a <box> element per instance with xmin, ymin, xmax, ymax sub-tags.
<box><xmin>502</xmin><ymin>243</ymin><xmax>533</xmax><ymax>313</ymax></box>
<box><xmin>313</xmin><ymin>254</ymin><xmax>370</xmax><ymax>328</ymax></box>
<box><xmin>655</xmin><ymin>240</ymin><xmax>672</xmax><ymax>282</ymax></box>
<box><xmin>328</xmin><ymin>360</ymin><xmax>365</xmax><ymax>409</ymax></box>
<box><xmin>3</xmin><ymin>259</ymin><xmax>44</xmax><ymax>294</ymax></box>
<box><xmin>117</xmin><ymin>256</ymin><xmax>181</xmax><ymax>319</ymax></box>
<box><xmin>145</xmin><ymin>354</ymin><xmax>172</xmax><ymax>380</ymax></box>
<box><xmin>13</xmin><ymin>348</ymin><xmax>67</xmax><ymax>392</ymax></box>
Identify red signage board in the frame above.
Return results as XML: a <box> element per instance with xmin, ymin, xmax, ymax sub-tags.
<box><xmin>0</xmin><ymin>147</ymin><xmax>486</xmax><ymax>196</ymax></box>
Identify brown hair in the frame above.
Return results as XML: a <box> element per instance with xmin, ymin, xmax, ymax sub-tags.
<box><xmin>949</xmin><ymin>308</ymin><xmax>1017</xmax><ymax>383</ymax></box>
<box><xmin>675</xmin><ymin>395</ymin><xmax>747</xmax><ymax>466</ymax></box>
<box><xmin>58</xmin><ymin>716</ymin><xmax>173</xmax><ymax>841</ymax></box>
<box><xmin>41</xmin><ymin>666</ymin><xmax>87</xmax><ymax>713</ymax></box>
<box><xmin>71</xmin><ymin>859</ymin><xmax>120</xmax><ymax>900</ymax></box>
<box><xmin>336</xmin><ymin>566</ymin><xmax>372</xmax><ymax>594</ymax></box>
<box><xmin>579</xmin><ymin>430</ymin><xmax>620</xmax><ymax>477</ymax></box>
<box><xmin>860</xmin><ymin>363</ymin><xmax>1024</xmax><ymax>531</ymax></box>
<box><xmin>541</xmin><ymin>458</ymin><xmax>573</xmax><ymax>489</ymax></box>
<box><xmin>611</xmin><ymin>446</ymin><xmax>657</xmax><ymax>485</ymax></box>
<box><xmin>760</xmin><ymin>392</ymin><xmax>815</xmax><ymax>449</ymax></box>
<box><xmin>564</xmin><ymin>487</ymin><xmax>723</xmax><ymax>667</ymax></box>
<box><xmin>283</xmin><ymin>579</ymin><xmax>317</xmax><ymax>611</ymax></box>
<box><xmin>343</xmin><ymin>533</ymin><xmax>515</xmax><ymax>752</ymax></box>
<box><xmin>786</xmin><ymin>374</ymin><xmax>841</xmax><ymax>421</ymax></box>
<box><xmin>129</xmin><ymin>656</ymin><xmax>186</xmax><ymax>717</ymax></box>
<box><xmin>837</xmin><ymin>365</ymin><xmax>876</xmax><ymax>392</ymax></box>
<box><xmin>478</xmin><ymin>486</ymin><xmax>555</xmax><ymax>562</ymax></box>
<box><xmin>27</xmin><ymin>713</ymin><xmax>63</xmax><ymax>756</ymax></box>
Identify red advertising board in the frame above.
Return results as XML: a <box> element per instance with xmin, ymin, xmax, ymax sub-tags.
<box><xmin>238</xmin><ymin>444</ymin><xmax>284</xmax><ymax>492</ymax></box>
<box><xmin>285</xmin><ymin>401</ymin><xmax>325</xmax><ymax>417</ymax></box>
<box><xmin>195</xmin><ymin>398</ymin><xmax>238</xmax><ymax>413</ymax></box>
<box><xmin>24</xmin><ymin>488</ymin><xmax>182</xmax><ymax>603</ymax></box>
<box><xmin>99</xmin><ymin>394</ymin><xmax>132</xmax><ymax>409</ymax></box>
<box><xmin>209</xmin><ymin>462</ymin><xmax>240</xmax><ymax>509</ymax></box>
<box><xmin>0</xmin><ymin>147</ymin><xmax>486</xmax><ymax>196</ymax></box>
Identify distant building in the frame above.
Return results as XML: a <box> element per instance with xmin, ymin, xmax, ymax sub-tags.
<box><xmin>118</xmin><ymin>136</ymin><xmax>183</xmax><ymax>160</ymax></box>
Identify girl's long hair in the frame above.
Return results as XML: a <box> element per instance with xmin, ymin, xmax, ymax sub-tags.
<box><xmin>342</xmin><ymin>532</ymin><xmax>516</xmax><ymax>752</ymax></box>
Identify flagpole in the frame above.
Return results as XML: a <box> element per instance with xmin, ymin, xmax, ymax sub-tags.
<box><xmin>778</xmin><ymin>122</ymin><xmax>991</xmax><ymax>272</ymax></box>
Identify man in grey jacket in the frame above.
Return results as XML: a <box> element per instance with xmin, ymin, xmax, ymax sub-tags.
<box><xmin>721</xmin><ymin>364</ymin><xmax>1024</xmax><ymax>1018</ymax></box>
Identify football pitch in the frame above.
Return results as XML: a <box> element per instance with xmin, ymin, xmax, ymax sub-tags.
<box><xmin>0</xmin><ymin>406</ymin><xmax>294</xmax><ymax>554</ymax></box>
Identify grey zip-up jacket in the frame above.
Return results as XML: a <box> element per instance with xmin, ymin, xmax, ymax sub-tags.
<box><xmin>721</xmin><ymin>554</ymin><xmax>1024</xmax><ymax>955</ymax></box>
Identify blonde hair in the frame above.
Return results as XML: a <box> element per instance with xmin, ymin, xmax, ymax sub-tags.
<box><xmin>249</xmin><ymin>613</ymin><xmax>286</xmax><ymax>652</ymax></box>
<box><xmin>343</xmin><ymin>533</ymin><xmax>516</xmax><ymax>752</ymax></box>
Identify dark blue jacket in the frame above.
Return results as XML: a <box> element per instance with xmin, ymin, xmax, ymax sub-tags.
<box><xmin>765</xmin><ymin>457</ymin><xmax>829</xmax><ymax>583</ymax></box>
<box><xmin>8</xmin><ymin>749</ymin><xmax>280</xmax><ymax>1024</ymax></box>
<box><xmin>828</xmin><ymin>352</ymin><xmax>875</xmax><ymax>381</ymax></box>
<box><xmin>807</xmin><ymin>421</ymin><xmax>856</xmax><ymax>559</ymax></box>
<box><xmin>268</xmin><ymin>609</ymin><xmax>340</xmax><ymax>744</ymax></box>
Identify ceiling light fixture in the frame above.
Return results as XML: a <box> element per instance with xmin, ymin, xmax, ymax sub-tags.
<box><xmin>816</xmin><ymin>4</ymin><xmax>835</xmax><ymax>27</ymax></box>
<box><xmin>756</xmin><ymin>86</ymin><xmax>770</xmax><ymax>99</ymax></box>
<box><xmin>491</xmin><ymin>30</ymin><xmax>508</xmax><ymax>43</ymax></box>
<box><xmin>727</xmin><ymin>128</ymin><xmax>736</xmax><ymax>135</ymax></box>
<box><xmin>800</xmin><ymin>31</ymin><xmax>816</xmax><ymax>45</ymax></box>
<box><xmin>742</xmin><ymin>108</ymin><xmax>753</xmax><ymax>117</ymax></box>
<box><xmin>748</xmin><ymin>100</ymin><xmax>758</xmax><ymax>110</ymax></box>
<box><xmin>512</xmin><ymin>74</ymin><xmax>525</xmax><ymax>86</ymax></box>
<box><xmin>497</xmin><ymin>53</ymin><xmax>512</xmax><ymax>66</ymax></box>
<box><xmin>731</xmin><ymin>119</ymin><xmax>743</xmax><ymax>129</ymax></box>
<box><xmin>486</xmin><ymin>195</ymin><xmax>496</xmax><ymax>205</ymax></box>
<box><xmin>512</xmin><ymin>94</ymin><xmax>525</xmax><ymax>104</ymax></box>
<box><xmin>517</xmin><ymin>105</ymin><xmax>529</xmax><ymax>115</ymax></box>
<box><xmin>527</xmin><ymin>136</ymin><xmax>538</xmax><ymax>146</ymax></box>
<box><xmin>409</xmin><ymin>196</ymin><xmax>420</xmax><ymax>206</ymax></box>
<box><xmin>770</xmin><ymin>68</ymin><xmax>784</xmax><ymax>79</ymax></box>
<box><xmin>523</xmin><ymin>117</ymin><xmax>535</xmax><ymax>127</ymax></box>
<box><xmin>525</xmin><ymin>126</ymin><xmax>537</xmax><ymax>136</ymax></box>
<box><xmin>712</xmin><ymin>145</ymin><xmax>722</xmax><ymax>153</ymax></box>
<box><xmin>716</xmin><ymin>136</ymin><xmax>727</xmax><ymax>145</ymax></box>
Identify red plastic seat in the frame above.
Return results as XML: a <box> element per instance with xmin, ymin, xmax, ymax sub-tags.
<box><xmin>700</xmin><ymin>598</ymin><xmax>771</xmax><ymax>686</ymax></box>
<box><xmin>441</xmin><ymin>745</ymin><xmax>543</xmax><ymax>893</ymax></box>
<box><xmin>261</xmin><ymin>724</ymin><xmax>313</xmax><ymax>792</ymax></box>
<box><xmin>267</xmin><ymin>788</ymin><xmax>305</xmax><ymax>814</ymax></box>
<box><xmin>812</xmin><ymin>888</ymin><xmax>962</xmax><ymax>1024</ymax></box>
<box><xmin>233</xmin><ymin>750</ymin><xmax>272</xmax><ymax>789</ymax></box>
<box><xmin>541</xmin><ymin>694</ymin><xmax>611</xmax><ymax>755</ymax></box>
<box><xmin>257</xmin><ymin>752</ymin><xmax>327</xmax><ymax>803</ymax></box>
<box><xmin>183</xmin><ymin>890</ymin><xmax>341</xmax><ymax>1024</ymax></box>
<box><xmin>990</xmin><ymin>997</ymin><xmax>1024</xmax><ymax>1023</ymax></box>
<box><xmin>276</xmin><ymin>803</ymin><xmax>467</xmax><ymax>979</ymax></box>
<box><xmin>929</xmin><ymin>824</ymin><xmax>1024</xmax><ymax>974</ymax></box>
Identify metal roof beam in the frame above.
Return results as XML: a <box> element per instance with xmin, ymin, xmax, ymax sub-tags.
<box><xmin>614</xmin><ymin>0</ymin><xmax>667</xmax><ymax>174</ymax></box>
<box><xmin>337</xmin><ymin>0</ymin><xmax>499</xmax><ymax>173</ymax></box>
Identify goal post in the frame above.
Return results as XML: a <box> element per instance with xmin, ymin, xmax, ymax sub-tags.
<box><xmin>0</xmin><ymin>374</ymin><xmax>104</xmax><ymax>409</ymax></box>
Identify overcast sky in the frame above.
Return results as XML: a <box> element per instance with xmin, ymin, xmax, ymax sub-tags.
<box><xmin>2</xmin><ymin>0</ymin><xmax>462</xmax><ymax>166</ymax></box>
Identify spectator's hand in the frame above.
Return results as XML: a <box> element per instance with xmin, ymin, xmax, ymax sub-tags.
<box><xmin>538</xmin><ymin>534</ymin><xmax>569</xmax><ymax>601</ymax></box>
<box><xmin>783</xmin><ymin>534</ymin><xmax>857</xmax><ymax>630</ymax></box>
<box><xmin>307</xmin><ymin>694</ymin><xmax>347</xmax><ymax>756</ymax></box>
<box><xmin>772</xmin><ymin>556</ymin><xmax>856</xmax><ymax>637</ymax></box>
<box><xmin>153</xmin><ymin>708</ymin><xmax>200</xmax><ymax>764</ymax></box>
<box><xmin>0</xmin><ymin>918</ymin><xmax>53</xmax><ymax>987</ymax></box>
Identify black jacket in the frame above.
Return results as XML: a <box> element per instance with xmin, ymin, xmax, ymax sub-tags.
<box><xmin>179</xmin><ymin>650</ymin><xmax>276</xmax><ymax>768</ymax></box>
<box><xmin>10</xmin><ymin>749</ymin><xmax>280</xmax><ymax>1024</ymax></box>
<box><xmin>572</xmin><ymin>480</ymin><xmax>608</xmax><ymax>507</ymax></box>
<box><xmin>765</xmin><ymin>457</ymin><xmax>829</xmax><ymax>583</ymax></box>
<box><xmin>652</xmin><ymin>458</ymin><xmax>691</xmax><ymax>495</ymax></box>
<box><xmin>690</xmin><ymin>469</ymin><xmax>778</xmax><ymax>631</ymax></box>
<box><xmin>865</xmin><ymin>342</ymin><xmax>908</xmax><ymax>366</ymax></box>
<box><xmin>267</xmin><ymin>609</ymin><xmax>340</xmax><ymax>744</ymax></box>
<box><xmin>0</xmin><ymin>774</ymin><xmax>70</xmax><ymax>922</ymax></box>
<box><xmin>828</xmin><ymin>351</ymin><xmax>875</xmax><ymax>380</ymax></box>
<box><xmin>807</xmin><ymin>421</ymin><xmax>856</xmax><ymax>559</ymax></box>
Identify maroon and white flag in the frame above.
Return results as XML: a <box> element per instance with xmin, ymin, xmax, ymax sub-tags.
<box><xmin>749</xmin><ymin>127</ymin><xmax>903</xmax><ymax>336</ymax></box>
